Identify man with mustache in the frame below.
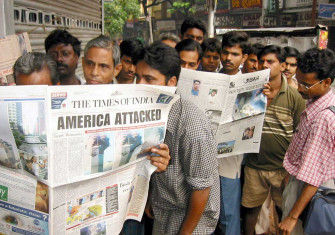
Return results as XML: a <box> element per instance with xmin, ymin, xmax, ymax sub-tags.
<box><xmin>45</xmin><ymin>29</ymin><xmax>84</xmax><ymax>85</ymax></box>
<box><xmin>283</xmin><ymin>46</ymin><xmax>300</xmax><ymax>89</ymax></box>
<box><xmin>242</xmin><ymin>43</ymin><xmax>264</xmax><ymax>74</ymax></box>
<box><xmin>217</xmin><ymin>30</ymin><xmax>249</xmax><ymax>235</ymax></box>
<box><xmin>115</xmin><ymin>39</ymin><xmax>143</xmax><ymax>84</ymax></box>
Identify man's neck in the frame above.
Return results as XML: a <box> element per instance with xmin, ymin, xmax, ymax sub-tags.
<box><xmin>116</xmin><ymin>76</ymin><xmax>134</xmax><ymax>84</ymax></box>
<box><xmin>60</xmin><ymin>74</ymin><xmax>80</xmax><ymax>85</ymax></box>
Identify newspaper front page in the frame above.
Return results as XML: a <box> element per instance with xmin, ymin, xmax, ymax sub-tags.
<box><xmin>177</xmin><ymin>68</ymin><xmax>270</xmax><ymax>157</ymax></box>
<box><xmin>0</xmin><ymin>84</ymin><xmax>179</xmax><ymax>234</ymax></box>
<box><xmin>0</xmin><ymin>33</ymin><xmax>31</xmax><ymax>85</ymax></box>
<box><xmin>47</xmin><ymin>84</ymin><xmax>179</xmax><ymax>187</ymax></box>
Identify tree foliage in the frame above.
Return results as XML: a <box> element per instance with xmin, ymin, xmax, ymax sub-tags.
<box><xmin>139</xmin><ymin>0</ymin><xmax>206</xmax><ymax>17</ymax></box>
<box><xmin>104</xmin><ymin>0</ymin><xmax>141</xmax><ymax>37</ymax></box>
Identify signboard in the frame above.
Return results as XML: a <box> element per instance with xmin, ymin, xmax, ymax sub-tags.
<box><xmin>242</xmin><ymin>14</ymin><xmax>261</xmax><ymax>27</ymax></box>
<box><xmin>156</xmin><ymin>20</ymin><xmax>176</xmax><ymax>31</ymax></box>
<box><xmin>231</xmin><ymin>0</ymin><xmax>262</xmax><ymax>9</ymax></box>
<box><xmin>285</xmin><ymin>0</ymin><xmax>313</xmax><ymax>8</ymax></box>
<box><xmin>319</xmin><ymin>3</ymin><xmax>335</xmax><ymax>19</ymax></box>
<box><xmin>318</xmin><ymin>29</ymin><xmax>328</xmax><ymax>49</ymax></box>
<box><xmin>214</xmin><ymin>14</ymin><xmax>242</xmax><ymax>27</ymax></box>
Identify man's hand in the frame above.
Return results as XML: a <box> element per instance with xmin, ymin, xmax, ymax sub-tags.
<box><xmin>148</xmin><ymin>143</ymin><xmax>171</xmax><ymax>172</ymax></box>
<box><xmin>262</xmin><ymin>82</ymin><xmax>271</xmax><ymax>97</ymax></box>
<box><xmin>145</xmin><ymin>199</ymin><xmax>154</xmax><ymax>219</ymax></box>
<box><xmin>278</xmin><ymin>215</ymin><xmax>298</xmax><ymax>235</ymax></box>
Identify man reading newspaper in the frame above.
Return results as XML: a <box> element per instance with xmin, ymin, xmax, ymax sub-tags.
<box><xmin>133</xmin><ymin>41</ymin><xmax>220</xmax><ymax>234</ymax></box>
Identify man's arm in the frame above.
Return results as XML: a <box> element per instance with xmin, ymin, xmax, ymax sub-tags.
<box><xmin>178</xmin><ymin>187</ymin><xmax>210</xmax><ymax>235</ymax></box>
<box><xmin>278</xmin><ymin>182</ymin><xmax>318</xmax><ymax>235</ymax></box>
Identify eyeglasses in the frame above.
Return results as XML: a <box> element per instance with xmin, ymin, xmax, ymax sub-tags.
<box><xmin>297</xmin><ymin>79</ymin><xmax>324</xmax><ymax>90</ymax></box>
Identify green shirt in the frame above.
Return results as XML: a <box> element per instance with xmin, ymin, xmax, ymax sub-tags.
<box><xmin>245</xmin><ymin>76</ymin><xmax>306</xmax><ymax>171</ymax></box>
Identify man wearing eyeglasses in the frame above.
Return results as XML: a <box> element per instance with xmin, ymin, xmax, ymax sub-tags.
<box><xmin>279</xmin><ymin>48</ymin><xmax>335</xmax><ymax>235</ymax></box>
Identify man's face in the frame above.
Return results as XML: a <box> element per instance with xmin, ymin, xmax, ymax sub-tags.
<box><xmin>201</xmin><ymin>51</ymin><xmax>220</xmax><ymax>72</ymax></box>
<box><xmin>82</xmin><ymin>47</ymin><xmax>121</xmax><ymax>84</ymax></box>
<box><xmin>296</xmin><ymin>68</ymin><xmax>329</xmax><ymax>100</ymax></box>
<box><xmin>221</xmin><ymin>45</ymin><xmax>247</xmax><ymax>75</ymax></box>
<box><xmin>118</xmin><ymin>55</ymin><xmax>136</xmax><ymax>82</ymax></box>
<box><xmin>211</xmin><ymin>90</ymin><xmax>216</xmax><ymax>96</ymax></box>
<box><xmin>180</xmin><ymin>50</ymin><xmax>200</xmax><ymax>70</ymax></box>
<box><xmin>181</xmin><ymin>28</ymin><xmax>204</xmax><ymax>44</ymax></box>
<box><xmin>243</xmin><ymin>53</ymin><xmax>258</xmax><ymax>73</ymax></box>
<box><xmin>258</xmin><ymin>53</ymin><xmax>285</xmax><ymax>81</ymax></box>
<box><xmin>193</xmin><ymin>81</ymin><xmax>200</xmax><ymax>90</ymax></box>
<box><xmin>283</xmin><ymin>57</ymin><xmax>298</xmax><ymax>80</ymax></box>
<box><xmin>135</xmin><ymin>60</ymin><xmax>176</xmax><ymax>86</ymax></box>
<box><xmin>16</xmin><ymin>66</ymin><xmax>53</xmax><ymax>85</ymax></box>
<box><xmin>47</xmin><ymin>43</ymin><xmax>78</xmax><ymax>77</ymax></box>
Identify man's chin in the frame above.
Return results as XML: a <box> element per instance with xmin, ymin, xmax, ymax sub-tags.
<box><xmin>86</xmin><ymin>80</ymin><xmax>102</xmax><ymax>85</ymax></box>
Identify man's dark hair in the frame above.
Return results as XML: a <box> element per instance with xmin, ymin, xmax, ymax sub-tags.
<box><xmin>258</xmin><ymin>45</ymin><xmax>286</xmax><ymax>63</ymax></box>
<box><xmin>283</xmin><ymin>46</ymin><xmax>300</xmax><ymax>59</ymax></box>
<box><xmin>181</xmin><ymin>17</ymin><xmax>207</xmax><ymax>36</ymax></box>
<box><xmin>13</xmin><ymin>52</ymin><xmax>59</xmax><ymax>85</ymax></box>
<box><xmin>246</xmin><ymin>43</ymin><xmax>264</xmax><ymax>56</ymax></box>
<box><xmin>193</xmin><ymin>80</ymin><xmax>201</xmax><ymax>84</ymax></box>
<box><xmin>45</xmin><ymin>29</ymin><xmax>81</xmax><ymax>57</ymax></box>
<box><xmin>175</xmin><ymin>39</ymin><xmax>202</xmax><ymax>60</ymax></box>
<box><xmin>201</xmin><ymin>38</ymin><xmax>221</xmax><ymax>55</ymax></box>
<box><xmin>298</xmin><ymin>47</ymin><xmax>335</xmax><ymax>83</ymax></box>
<box><xmin>119</xmin><ymin>39</ymin><xmax>144</xmax><ymax>59</ymax></box>
<box><xmin>132</xmin><ymin>41</ymin><xmax>181</xmax><ymax>83</ymax></box>
<box><xmin>221</xmin><ymin>31</ymin><xmax>249</xmax><ymax>54</ymax></box>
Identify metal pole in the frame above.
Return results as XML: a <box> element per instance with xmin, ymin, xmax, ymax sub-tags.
<box><xmin>311</xmin><ymin>0</ymin><xmax>317</xmax><ymax>27</ymax></box>
<box><xmin>208</xmin><ymin>0</ymin><xmax>215</xmax><ymax>38</ymax></box>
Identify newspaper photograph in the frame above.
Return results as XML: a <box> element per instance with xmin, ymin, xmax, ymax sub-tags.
<box><xmin>177</xmin><ymin>69</ymin><xmax>270</xmax><ymax>157</ymax></box>
<box><xmin>0</xmin><ymin>86</ymin><xmax>48</xmax><ymax>181</ymax></box>
<box><xmin>0</xmin><ymin>32</ymin><xmax>31</xmax><ymax>85</ymax></box>
<box><xmin>51</xmin><ymin>159</ymin><xmax>155</xmax><ymax>235</ymax></box>
<box><xmin>0</xmin><ymin>166</ymin><xmax>49</xmax><ymax>235</ymax></box>
<box><xmin>47</xmin><ymin>84</ymin><xmax>179</xmax><ymax>187</ymax></box>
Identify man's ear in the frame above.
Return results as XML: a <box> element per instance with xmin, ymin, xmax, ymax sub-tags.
<box><xmin>167</xmin><ymin>76</ymin><xmax>177</xmax><ymax>87</ymax></box>
<box><xmin>241</xmin><ymin>54</ymin><xmax>248</xmax><ymax>64</ymax></box>
<box><xmin>280</xmin><ymin>62</ymin><xmax>286</xmax><ymax>72</ymax></box>
<box><xmin>113</xmin><ymin>63</ymin><xmax>122</xmax><ymax>77</ymax></box>
<box><xmin>82</xmin><ymin>57</ymin><xmax>85</xmax><ymax>67</ymax></box>
<box><xmin>324</xmin><ymin>77</ymin><xmax>332</xmax><ymax>88</ymax></box>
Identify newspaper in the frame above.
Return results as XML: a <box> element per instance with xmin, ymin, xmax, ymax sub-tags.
<box><xmin>0</xmin><ymin>33</ymin><xmax>31</xmax><ymax>85</ymax></box>
<box><xmin>0</xmin><ymin>166</ymin><xmax>50</xmax><ymax>235</ymax></box>
<box><xmin>177</xmin><ymin>68</ymin><xmax>270</xmax><ymax>157</ymax></box>
<box><xmin>0</xmin><ymin>84</ymin><xmax>178</xmax><ymax>234</ymax></box>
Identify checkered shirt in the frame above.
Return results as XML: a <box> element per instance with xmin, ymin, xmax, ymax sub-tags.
<box><xmin>150</xmin><ymin>98</ymin><xmax>220</xmax><ymax>234</ymax></box>
<box><xmin>283</xmin><ymin>90</ymin><xmax>335</xmax><ymax>187</ymax></box>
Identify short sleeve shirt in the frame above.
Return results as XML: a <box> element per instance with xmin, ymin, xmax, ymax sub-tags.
<box><xmin>245</xmin><ymin>76</ymin><xmax>306</xmax><ymax>171</ymax></box>
<box><xmin>151</xmin><ymin>98</ymin><xmax>220</xmax><ymax>234</ymax></box>
<box><xmin>283</xmin><ymin>90</ymin><xmax>335</xmax><ymax>187</ymax></box>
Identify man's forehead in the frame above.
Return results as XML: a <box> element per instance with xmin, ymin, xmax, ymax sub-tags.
<box><xmin>49</xmin><ymin>43</ymin><xmax>73</xmax><ymax>50</ymax></box>
<box><xmin>260</xmin><ymin>53</ymin><xmax>279</xmax><ymax>61</ymax></box>
<box><xmin>223</xmin><ymin>45</ymin><xmax>243</xmax><ymax>53</ymax></box>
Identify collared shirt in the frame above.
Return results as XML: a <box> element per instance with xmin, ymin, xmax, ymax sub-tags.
<box><xmin>283</xmin><ymin>90</ymin><xmax>335</xmax><ymax>187</ymax></box>
<box><xmin>245</xmin><ymin>75</ymin><xmax>305</xmax><ymax>171</ymax></box>
<box><xmin>151</xmin><ymin>98</ymin><xmax>220</xmax><ymax>234</ymax></box>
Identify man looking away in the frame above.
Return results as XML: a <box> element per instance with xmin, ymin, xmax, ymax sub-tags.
<box><xmin>176</xmin><ymin>39</ymin><xmax>202</xmax><ymax>70</ymax></box>
<box><xmin>45</xmin><ymin>29</ymin><xmax>83</xmax><ymax>85</ymax></box>
<box><xmin>180</xmin><ymin>17</ymin><xmax>207</xmax><ymax>44</ymax></box>
<box><xmin>201</xmin><ymin>38</ymin><xmax>221</xmax><ymax>72</ymax></box>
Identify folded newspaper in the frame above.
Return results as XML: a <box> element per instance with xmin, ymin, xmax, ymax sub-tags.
<box><xmin>0</xmin><ymin>84</ymin><xmax>179</xmax><ymax>235</ymax></box>
<box><xmin>177</xmin><ymin>68</ymin><xmax>270</xmax><ymax>158</ymax></box>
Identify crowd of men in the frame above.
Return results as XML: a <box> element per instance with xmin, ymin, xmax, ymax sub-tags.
<box><xmin>6</xmin><ymin>17</ymin><xmax>335</xmax><ymax>235</ymax></box>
